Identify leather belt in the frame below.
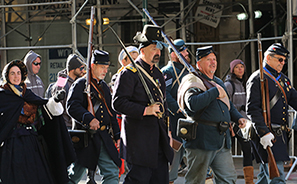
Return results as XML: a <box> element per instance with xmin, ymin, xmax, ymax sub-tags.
<box><xmin>197</xmin><ymin>119</ymin><xmax>220</xmax><ymax>127</ymax></box>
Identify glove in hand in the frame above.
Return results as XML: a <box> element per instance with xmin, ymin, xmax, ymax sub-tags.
<box><xmin>260</xmin><ymin>132</ymin><xmax>274</xmax><ymax>149</ymax></box>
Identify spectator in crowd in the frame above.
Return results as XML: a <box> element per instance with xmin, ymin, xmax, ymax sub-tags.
<box><xmin>24</xmin><ymin>50</ymin><xmax>44</xmax><ymax>97</ymax></box>
<box><xmin>225</xmin><ymin>59</ymin><xmax>254</xmax><ymax>184</ymax></box>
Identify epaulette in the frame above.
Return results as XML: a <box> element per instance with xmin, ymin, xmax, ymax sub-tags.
<box><xmin>126</xmin><ymin>66</ymin><xmax>137</xmax><ymax>73</ymax></box>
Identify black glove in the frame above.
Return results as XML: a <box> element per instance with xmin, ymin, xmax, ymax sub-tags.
<box><xmin>54</xmin><ymin>89</ymin><xmax>66</xmax><ymax>102</ymax></box>
<box><xmin>240</xmin><ymin>105</ymin><xmax>246</xmax><ymax>112</ymax></box>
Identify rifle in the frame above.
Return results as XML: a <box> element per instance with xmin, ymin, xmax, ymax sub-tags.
<box><xmin>108</xmin><ymin>25</ymin><xmax>164</xmax><ymax>119</ymax></box>
<box><xmin>142</xmin><ymin>9</ymin><xmax>215</xmax><ymax>90</ymax></box>
<box><xmin>257</xmin><ymin>33</ymin><xmax>280</xmax><ymax>179</ymax></box>
<box><xmin>85</xmin><ymin>6</ymin><xmax>95</xmax><ymax>117</ymax></box>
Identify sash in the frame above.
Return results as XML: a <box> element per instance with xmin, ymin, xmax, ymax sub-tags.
<box><xmin>263</xmin><ymin>70</ymin><xmax>287</xmax><ymax>104</ymax></box>
<box><xmin>136</xmin><ymin>63</ymin><xmax>164</xmax><ymax>100</ymax></box>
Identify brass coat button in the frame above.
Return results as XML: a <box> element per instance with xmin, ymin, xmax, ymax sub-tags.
<box><xmin>100</xmin><ymin>125</ymin><xmax>106</xmax><ymax>131</ymax></box>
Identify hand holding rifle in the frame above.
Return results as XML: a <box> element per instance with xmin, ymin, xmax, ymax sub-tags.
<box><xmin>257</xmin><ymin>33</ymin><xmax>280</xmax><ymax>179</ymax></box>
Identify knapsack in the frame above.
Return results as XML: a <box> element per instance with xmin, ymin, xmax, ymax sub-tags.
<box><xmin>226</xmin><ymin>80</ymin><xmax>235</xmax><ymax>98</ymax></box>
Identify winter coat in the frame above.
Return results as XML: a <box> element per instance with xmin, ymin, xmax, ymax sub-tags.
<box><xmin>224</xmin><ymin>74</ymin><xmax>248</xmax><ymax>119</ymax></box>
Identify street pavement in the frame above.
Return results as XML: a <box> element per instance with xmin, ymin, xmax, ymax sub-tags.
<box><xmin>78</xmin><ymin>157</ymin><xmax>297</xmax><ymax>183</ymax></box>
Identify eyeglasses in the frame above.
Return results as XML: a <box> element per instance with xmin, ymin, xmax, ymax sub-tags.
<box><xmin>271</xmin><ymin>55</ymin><xmax>287</xmax><ymax>63</ymax></box>
<box><xmin>79</xmin><ymin>66</ymin><xmax>85</xmax><ymax>71</ymax></box>
<box><xmin>33</xmin><ymin>62</ymin><xmax>41</xmax><ymax>66</ymax></box>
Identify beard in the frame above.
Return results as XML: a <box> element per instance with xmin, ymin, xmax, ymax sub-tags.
<box><xmin>151</xmin><ymin>55</ymin><xmax>160</xmax><ymax>64</ymax></box>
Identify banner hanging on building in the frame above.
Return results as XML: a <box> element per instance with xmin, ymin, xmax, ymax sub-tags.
<box><xmin>195</xmin><ymin>0</ymin><xmax>224</xmax><ymax>28</ymax></box>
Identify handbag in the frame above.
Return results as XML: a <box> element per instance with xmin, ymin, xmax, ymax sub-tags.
<box><xmin>68</xmin><ymin>129</ymin><xmax>89</xmax><ymax>149</ymax></box>
<box><xmin>177</xmin><ymin>118</ymin><xmax>198</xmax><ymax>141</ymax></box>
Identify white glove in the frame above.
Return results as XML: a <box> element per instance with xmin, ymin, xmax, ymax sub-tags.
<box><xmin>45</xmin><ymin>97</ymin><xmax>64</xmax><ymax>116</ymax></box>
<box><xmin>260</xmin><ymin>132</ymin><xmax>275</xmax><ymax>149</ymax></box>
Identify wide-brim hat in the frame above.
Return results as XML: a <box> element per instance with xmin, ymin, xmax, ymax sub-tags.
<box><xmin>133</xmin><ymin>25</ymin><xmax>167</xmax><ymax>50</ymax></box>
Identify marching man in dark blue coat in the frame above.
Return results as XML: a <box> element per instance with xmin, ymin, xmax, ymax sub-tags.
<box><xmin>66</xmin><ymin>50</ymin><xmax>121</xmax><ymax>184</ymax></box>
<box><xmin>246</xmin><ymin>43</ymin><xmax>297</xmax><ymax>183</ymax></box>
<box><xmin>112</xmin><ymin>25</ymin><xmax>173</xmax><ymax>184</ymax></box>
<box><xmin>161</xmin><ymin>38</ymin><xmax>189</xmax><ymax>183</ymax></box>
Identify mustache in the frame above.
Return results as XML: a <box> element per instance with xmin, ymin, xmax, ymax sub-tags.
<box><xmin>153</xmin><ymin>55</ymin><xmax>160</xmax><ymax>60</ymax></box>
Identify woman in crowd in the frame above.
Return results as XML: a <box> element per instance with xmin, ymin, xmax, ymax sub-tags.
<box><xmin>0</xmin><ymin>60</ymin><xmax>75</xmax><ymax>184</ymax></box>
<box><xmin>224</xmin><ymin>59</ymin><xmax>254</xmax><ymax>184</ymax></box>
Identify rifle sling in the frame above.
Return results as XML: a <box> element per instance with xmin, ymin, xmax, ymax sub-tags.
<box><xmin>269</xmin><ymin>88</ymin><xmax>281</xmax><ymax>110</ymax></box>
<box><xmin>264</xmin><ymin>71</ymin><xmax>287</xmax><ymax>104</ymax></box>
<box><xmin>91</xmin><ymin>79</ymin><xmax>113</xmax><ymax>117</ymax></box>
<box><xmin>136</xmin><ymin>63</ymin><xmax>164</xmax><ymax>100</ymax></box>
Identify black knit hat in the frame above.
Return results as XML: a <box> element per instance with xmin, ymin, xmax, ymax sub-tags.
<box><xmin>66</xmin><ymin>54</ymin><xmax>83</xmax><ymax>72</ymax></box>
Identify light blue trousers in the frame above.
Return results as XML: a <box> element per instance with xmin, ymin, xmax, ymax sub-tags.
<box><xmin>68</xmin><ymin>142</ymin><xmax>119</xmax><ymax>184</ymax></box>
<box><xmin>185</xmin><ymin>144</ymin><xmax>236</xmax><ymax>184</ymax></box>
<box><xmin>256</xmin><ymin>161</ymin><xmax>285</xmax><ymax>184</ymax></box>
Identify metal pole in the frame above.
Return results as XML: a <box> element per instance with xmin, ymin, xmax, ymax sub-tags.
<box><xmin>71</xmin><ymin>0</ymin><xmax>77</xmax><ymax>53</ymax></box>
<box><xmin>0</xmin><ymin>44</ymin><xmax>72</xmax><ymax>50</ymax></box>
<box><xmin>0</xmin><ymin>1</ymin><xmax>71</xmax><ymax>8</ymax></box>
<box><xmin>1</xmin><ymin>0</ymin><xmax>7</xmax><ymax>65</ymax></box>
<box><xmin>180</xmin><ymin>0</ymin><xmax>186</xmax><ymax>40</ymax></box>
<box><xmin>287</xmin><ymin>0</ymin><xmax>293</xmax><ymax>83</ymax></box>
<box><xmin>272</xmin><ymin>0</ymin><xmax>278</xmax><ymax>38</ymax></box>
<box><xmin>143</xmin><ymin>0</ymin><xmax>148</xmax><ymax>26</ymax></box>
<box><xmin>96</xmin><ymin>1</ymin><xmax>102</xmax><ymax>50</ymax></box>
<box><xmin>248</xmin><ymin>0</ymin><xmax>256</xmax><ymax>72</ymax></box>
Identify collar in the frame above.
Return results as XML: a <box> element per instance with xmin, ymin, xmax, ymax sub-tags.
<box><xmin>92</xmin><ymin>77</ymin><xmax>102</xmax><ymax>85</ymax></box>
<box><xmin>137</xmin><ymin>58</ymin><xmax>155</xmax><ymax>71</ymax></box>
<box><xmin>264</xmin><ymin>64</ymin><xmax>280</xmax><ymax>78</ymax></box>
<box><xmin>197</xmin><ymin>69</ymin><xmax>213</xmax><ymax>81</ymax></box>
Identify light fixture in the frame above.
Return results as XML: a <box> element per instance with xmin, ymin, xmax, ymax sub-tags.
<box><xmin>85</xmin><ymin>18</ymin><xmax>96</xmax><ymax>25</ymax></box>
<box><xmin>237</xmin><ymin>13</ymin><xmax>248</xmax><ymax>21</ymax></box>
<box><xmin>254</xmin><ymin>10</ymin><xmax>262</xmax><ymax>19</ymax></box>
<box><xmin>103</xmin><ymin>18</ymin><xmax>110</xmax><ymax>25</ymax></box>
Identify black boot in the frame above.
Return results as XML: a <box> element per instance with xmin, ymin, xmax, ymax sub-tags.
<box><xmin>86</xmin><ymin>170</ymin><xmax>97</xmax><ymax>184</ymax></box>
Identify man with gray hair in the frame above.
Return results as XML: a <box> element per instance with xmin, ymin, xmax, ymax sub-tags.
<box><xmin>247</xmin><ymin>43</ymin><xmax>297</xmax><ymax>183</ymax></box>
<box><xmin>24</xmin><ymin>50</ymin><xmax>44</xmax><ymax>97</ymax></box>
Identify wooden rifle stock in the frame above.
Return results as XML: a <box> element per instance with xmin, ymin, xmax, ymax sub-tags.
<box><xmin>257</xmin><ymin>33</ymin><xmax>280</xmax><ymax>179</ymax></box>
<box><xmin>86</xmin><ymin>6</ymin><xmax>95</xmax><ymax>116</ymax></box>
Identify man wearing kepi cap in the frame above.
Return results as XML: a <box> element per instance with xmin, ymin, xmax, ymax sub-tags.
<box><xmin>161</xmin><ymin>38</ymin><xmax>190</xmax><ymax>183</ymax></box>
<box><xmin>67</xmin><ymin>50</ymin><xmax>121</xmax><ymax>184</ymax></box>
<box><xmin>112</xmin><ymin>25</ymin><xmax>173</xmax><ymax>184</ymax></box>
<box><xmin>247</xmin><ymin>43</ymin><xmax>297</xmax><ymax>183</ymax></box>
<box><xmin>177</xmin><ymin>46</ymin><xmax>246</xmax><ymax>184</ymax></box>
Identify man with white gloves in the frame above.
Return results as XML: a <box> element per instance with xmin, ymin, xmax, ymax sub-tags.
<box><xmin>246</xmin><ymin>43</ymin><xmax>297</xmax><ymax>183</ymax></box>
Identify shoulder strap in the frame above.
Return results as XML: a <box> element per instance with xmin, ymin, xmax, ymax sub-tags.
<box><xmin>226</xmin><ymin>80</ymin><xmax>235</xmax><ymax>97</ymax></box>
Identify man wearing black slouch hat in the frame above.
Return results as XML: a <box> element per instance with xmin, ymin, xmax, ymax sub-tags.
<box><xmin>112</xmin><ymin>25</ymin><xmax>173</xmax><ymax>184</ymax></box>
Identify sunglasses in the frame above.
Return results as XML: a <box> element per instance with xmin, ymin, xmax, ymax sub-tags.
<box><xmin>79</xmin><ymin>66</ymin><xmax>85</xmax><ymax>71</ymax></box>
<box><xmin>271</xmin><ymin>55</ymin><xmax>287</xmax><ymax>63</ymax></box>
<box><xmin>33</xmin><ymin>62</ymin><xmax>41</xmax><ymax>66</ymax></box>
